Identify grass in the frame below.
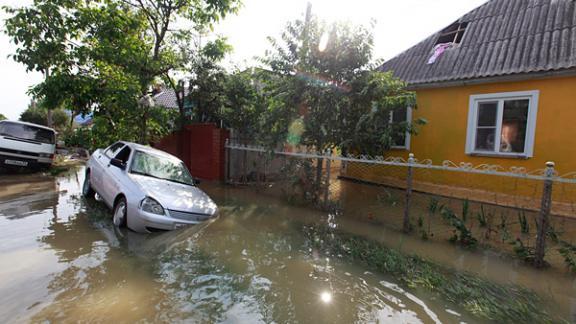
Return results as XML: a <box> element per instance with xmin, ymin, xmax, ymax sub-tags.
<box><xmin>49</xmin><ymin>156</ymin><xmax>84</xmax><ymax>176</ymax></box>
<box><xmin>303</xmin><ymin>224</ymin><xmax>557</xmax><ymax>323</ymax></box>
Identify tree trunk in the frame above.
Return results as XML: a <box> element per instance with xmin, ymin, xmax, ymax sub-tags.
<box><xmin>47</xmin><ymin>109</ymin><xmax>53</xmax><ymax>128</ymax></box>
<box><xmin>140</xmin><ymin>106</ymin><xmax>148</xmax><ymax>144</ymax></box>
<box><xmin>45</xmin><ymin>68</ymin><xmax>53</xmax><ymax>128</ymax></box>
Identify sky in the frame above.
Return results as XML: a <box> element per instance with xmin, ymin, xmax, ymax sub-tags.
<box><xmin>0</xmin><ymin>0</ymin><xmax>487</xmax><ymax>121</ymax></box>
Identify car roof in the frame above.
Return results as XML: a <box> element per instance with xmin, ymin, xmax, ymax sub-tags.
<box><xmin>0</xmin><ymin>120</ymin><xmax>56</xmax><ymax>132</ymax></box>
<box><xmin>118</xmin><ymin>141</ymin><xmax>181</xmax><ymax>161</ymax></box>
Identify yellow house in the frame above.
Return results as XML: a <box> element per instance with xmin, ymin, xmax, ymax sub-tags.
<box><xmin>343</xmin><ymin>0</ymin><xmax>576</xmax><ymax>214</ymax></box>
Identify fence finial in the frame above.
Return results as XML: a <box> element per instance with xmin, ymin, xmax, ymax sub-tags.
<box><xmin>545</xmin><ymin>161</ymin><xmax>555</xmax><ymax>177</ymax></box>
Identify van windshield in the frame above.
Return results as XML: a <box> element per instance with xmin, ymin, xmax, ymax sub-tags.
<box><xmin>0</xmin><ymin>122</ymin><xmax>55</xmax><ymax>144</ymax></box>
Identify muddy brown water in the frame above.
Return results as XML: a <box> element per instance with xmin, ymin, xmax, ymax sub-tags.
<box><xmin>0</xmin><ymin>167</ymin><xmax>574</xmax><ymax>323</ymax></box>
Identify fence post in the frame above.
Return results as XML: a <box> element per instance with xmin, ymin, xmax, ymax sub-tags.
<box><xmin>534</xmin><ymin>161</ymin><xmax>555</xmax><ymax>268</ymax></box>
<box><xmin>324</xmin><ymin>149</ymin><xmax>331</xmax><ymax>206</ymax></box>
<box><xmin>224</xmin><ymin>138</ymin><xmax>230</xmax><ymax>184</ymax></box>
<box><xmin>403</xmin><ymin>153</ymin><xmax>415</xmax><ymax>233</ymax></box>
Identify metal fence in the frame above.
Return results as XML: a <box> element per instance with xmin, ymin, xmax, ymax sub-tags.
<box><xmin>224</xmin><ymin>139</ymin><xmax>576</xmax><ymax>267</ymax></box>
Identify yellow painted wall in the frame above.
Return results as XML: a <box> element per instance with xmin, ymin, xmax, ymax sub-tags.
<box><xmin>344</xmin><ymin>76</ymin><xmax>576</xmax><ymax>205</ymax></box>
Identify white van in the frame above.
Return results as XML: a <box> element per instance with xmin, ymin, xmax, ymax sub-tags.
<box><xmin>0</xmin><ymin>120</ymin><xmax>56</xmax><ymax>170</ymax></box>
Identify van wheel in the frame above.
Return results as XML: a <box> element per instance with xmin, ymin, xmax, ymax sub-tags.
<box><xmin>113</xmin><ymin>197</ymin><xmax>127</xmax><ymax>228</ymax></box>
<box><xmin>82</xmin><ymin>172</ymin><xmax>95</xmax><ymax>198</ymax></box>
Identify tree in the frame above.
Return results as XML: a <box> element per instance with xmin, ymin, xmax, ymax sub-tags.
<box><xmin>262</xmin><ymin>13</ymin><xmax>419</xmax><ymax>154</ymax></box>
<box><xmin>119</xmin><ymin>0</ymin><xmax>240</xmax><ymax>138</ymax></box>
<box><xmin>220</xmin><ymin>68</ymin><xmax>268</xmax><ymax>140</ymax></box>
<box><xmin>260</xmin><ymin>12</ymin><xmax>420</xmax><ymax>193</ymax></box>
<box><xmin>3</xmin><ymin>0</ymin><xmax>84</xmax><ymax>127</ymax></box>
<box><xmin>185</xmin><ymin>37</ymin><xmax>233</xmax><ymax>124</ymax></box>
<box><xmin>19</xmin><ymin>104</ymin><xmax>70</xmax><ymax>131</ymax></box>
<box><xmin>0</xmin><ymin>114</ymin><xmax>6</xmax><ymax>121</ymax></box>
<box><xmin>4</xmin><ymin>0</ymin><xmax>241</xmax><ymax>144</ymax></box>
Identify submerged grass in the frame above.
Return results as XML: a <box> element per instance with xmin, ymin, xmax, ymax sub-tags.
<box><xmin>303</xmin><ymin>224</ymin><xmax>557</xmax><ymax>323</ymax></box>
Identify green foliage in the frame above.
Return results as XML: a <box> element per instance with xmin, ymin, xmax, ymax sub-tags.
<box><xmin>420</xmin><ymin>198</ymin><xmax>441</xmax><ymax>240</ymax></box>
<box><xmin>62</xmin><ymin>127</ymin><xmax>92</xmax><ymax>149</ymax></box>
<box><xmin>260</xmin><ymin>14</ymin><xmax>418</xmax><ymax>154</ymax></box>
<box><xmin>0</xmin><ymin>114</ymin><xmax>6</xmax><ymax>121</ymax></box>
<box><xmin>509</xmin><ymin>238</ymin><xmax>536</xmax><ymax>263</ymax></box>
<box><xmin>441</xmin><ymin>206</ymin><xmax>478</xmax><ymax>248</ymax></box>
<box><xmin>188</xmin><ymin>58</ymin><xmax>227</xmax><ymax>123</ymax></box>
<box><xmin>304</xmin><ymin>225</ymin><xmax>555</xmax><ymax>323</ymax></box>
<box><xmin>462</xmin><ymin>199</ymin><xmax>469</xmax><ymax>222</ymax></box>
<box><xmin>19</xmin><ymin>105</ymin><xmax>69</xmax><ymax>131</ymax></box>
<box><xmin>88</xmin><ymin>106</ymin><xmax>178</xmax><ymax>151</ymax></box>
<box><xmin>510</xmin><ymin>239</ymin><xmax>536</xmax><ymax>263</ymax></box>
<box><xmin>4</xmin><ymin>0</ymin><xmax>240</xmax><ymax>145</ymax></box>
<box><xmin>220</xmin><ymin>69</ymin><xmax>268</xmax><ymax>140</ymax></box>
<box><xmin>19</xmin><ymin>107</ymin><xmax>46</xmax><ymax>126</ymax></box>
<box><xmin>518</xmin><ymin>210</ymin><xmax>529</xmax><ymax>234</ymax></box>
<box><xmin>558</xmin><ymin>241</ymin><xmax>576</xmax><ymax>273</ymax></box>
<box><xmin>477</xmin><ymin>205</ymin><xmax>488</xmax><ymax>227</ymax></box>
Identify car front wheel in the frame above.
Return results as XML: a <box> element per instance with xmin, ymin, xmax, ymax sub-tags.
<box><xmin>113</xmin><ymin>197</ymin><xmax>127</xmax><ymax>228</ymax></box>
<box><xmin>82</xmin><ymin>172</ymin><xmax>95</xmax><ymax>198</ymax></box>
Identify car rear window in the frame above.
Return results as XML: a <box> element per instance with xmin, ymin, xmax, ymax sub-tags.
<box><xmin>0</xmin><ymin>122</ymin><xmax>55</xmax><ymax>144</ymax></box>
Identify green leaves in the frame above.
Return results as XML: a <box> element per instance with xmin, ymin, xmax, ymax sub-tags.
<box><xmin>260</xmin><ymin>13</ymin><xmax>418</xmax><ymax>155</ymax></box>
<box><xmin>4</xmin><ymin>0</ymin><xmax>240</xmax><ymax>143</ymax></box>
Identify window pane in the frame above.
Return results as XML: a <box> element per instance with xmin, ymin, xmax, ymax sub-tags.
<box><xmin>477</xmin><ymin>102</ymin><xmax>497</xmax><ymax>126</ymax></box>
<box><xmin>391</xmin><ymin>107</ymin><xmax>408</xmax><ymax>147</ymax></box>
<box><xmin>114</xmin><ymin>146</ymin><xmax>131</xmax><ymax>164</ymax></box>
<box><xmin>392</xmin><ymin>132</ymin><xmax>406</xmax><ymax>147</ymax></box>
<box><xmin>475</xmin><ymin>128</ymin><xmax>496</xmax><ymax>151</ymax></box>
<box><xmin>130</xmin><ymin>151</ymin><xmax>194</xmax><ymax>186</ymax></box>
<box><xmin>106</xmin><ymin>143</ymin><xmax>124</xmax><ymax>158</ymax></box>
<box><xmin>500</xmin><ymin>99</ymin><xmax>529</xmax><ymax>153</ymax></box>
<box><xmin>0</xmin><ymin>122</ymin><xmax>55</xmax><ymax>144</ymax></box>
<box><xmin>392</xmin><ymin>107</ymin><xmax>407</xmax><ymax>123</ymax></box>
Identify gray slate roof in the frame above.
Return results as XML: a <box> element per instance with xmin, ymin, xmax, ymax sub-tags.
<box><xmin>380</xmin><ymin>0</ymin><xmax>576</xmax><ymax>87</ymax></box>
<box><xmin>153</xmin><ymin>88</ymin><xmax>189</xmax><ymax>109</ymax></box>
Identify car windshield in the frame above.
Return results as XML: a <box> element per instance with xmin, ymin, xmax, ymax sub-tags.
<box><xmin>130</xmin><ymin>150</ymin><xmax>194</xmax><ymax>186</ymax></box>
<box><xmin>0</xmin><ymin>122</ymin><xmax>55</xmax><ymax>144</ymax></box>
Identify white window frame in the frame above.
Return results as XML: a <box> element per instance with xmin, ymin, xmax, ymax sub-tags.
<box><xmin>465</xmin><ymin>90</ymin><xmax>539</xmax><ymax>158</ymax></box>
<box><xmin>390</xmin><ymin>106</ymin><xmax>412</xmax><ymax>150</ymax></box>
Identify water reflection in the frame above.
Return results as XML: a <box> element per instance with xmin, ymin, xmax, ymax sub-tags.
<box><xmin>320</xmin><ymin>291</ymin><xmax>332</xmax><ymax>303</ymax></box>
<box><xmin>0</xmin><ymin>167</ymin><xmax>572</xmax><ymax>322</ymax></box>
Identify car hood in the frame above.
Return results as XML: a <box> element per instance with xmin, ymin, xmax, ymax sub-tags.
<box><xmin>130</xmin><ymin>174</ymin><xmax>217</xmax><ymax>215</ymax></box>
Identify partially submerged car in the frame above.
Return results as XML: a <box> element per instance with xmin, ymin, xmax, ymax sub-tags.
<box><xmin>0</xmin><ymin>120</ymin><xmax>56</xmax><ymax>170</ymax></box>
<box><xmin>83</xmin><ymin>141</ymin><xmax>218</xmax><ymax>233</ymax></box>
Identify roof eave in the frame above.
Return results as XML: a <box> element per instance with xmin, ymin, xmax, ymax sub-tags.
<box><xmin>406</xmin><ymin>69</ymin><xmax>576</xmax><ymax>91</ymax></box>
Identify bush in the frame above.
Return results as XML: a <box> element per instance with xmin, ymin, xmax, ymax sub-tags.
<box><xmin>20</xmin><ymin>107</ymin><xmax>70</xmax><ymax>131</ymax></box>
<box><xmin>62</xmin><ymin>127</ymin><xmax>93</xmax><ymax>149</ymax></box>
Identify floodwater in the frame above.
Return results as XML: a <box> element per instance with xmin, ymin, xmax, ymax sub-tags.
<box><xmin>0</xmin><ymin>167</ymin><xmax>573</xmax><ymax>323</ymax></box>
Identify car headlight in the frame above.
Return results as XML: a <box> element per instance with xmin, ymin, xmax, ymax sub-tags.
<box><xmin>140</xmin><ymin>197</ymin><xmax>165</xmax><ymax>215</ymax></box>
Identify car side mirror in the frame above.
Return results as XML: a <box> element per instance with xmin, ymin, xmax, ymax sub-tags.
<box><xmin>110</xmin><ymin>158</ymin><xmax>126</xmax><ymax>170</ymax></box>
<box><xmin>193</xmin><ymin>178</ymin><xmax>201</xmax><ymax>185</ymax></box>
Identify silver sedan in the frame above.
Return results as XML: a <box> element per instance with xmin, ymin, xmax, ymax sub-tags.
<box><xmin>83</xmin><ymin>141</ymin><xmax>218</xmax><ymax>233</ymax></box>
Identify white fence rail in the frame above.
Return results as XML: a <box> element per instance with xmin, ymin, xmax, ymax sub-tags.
<box><xmin>225</xmin><ymin>140</ymin><xmax>576</xmax><ymax>184</ymax></box>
